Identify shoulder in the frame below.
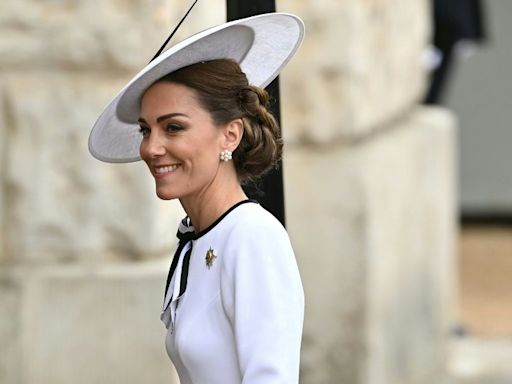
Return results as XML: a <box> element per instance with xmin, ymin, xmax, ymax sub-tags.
<box><xmin>223</xmin><ymin>201</ymin><xmax>288</xmax><ymax>240</ymax></box>
<box><xmin>218</xmin><ymin>202</ymin><xmax>302</xmax><ymax>297</ymax></box>
<box><xmin>217</xmin><ymin>202</ymin><xmax>295</xmax><ymax>270</ymax></box>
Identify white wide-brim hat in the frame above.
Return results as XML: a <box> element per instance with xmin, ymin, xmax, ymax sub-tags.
<box><xmin>88</xmin><ymin>13</ymin><xmax>305</xmax><ymax>163</ymax></box>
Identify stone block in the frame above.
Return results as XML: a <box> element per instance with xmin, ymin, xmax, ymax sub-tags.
<box><xmin>0</xmin><ymin>0</ymin><xmax>225</xmax><ymax>71</ymax></box>
<box><xmin>279</xmin><ymin>0</ymin><xmax>430</xmax><ymax>143</ymax></box>
<box><xmin>0</xmin><ymin>261</ymin><xmax>179</xmax><ymax>384</ymax></box>
<box><xmin>285</xmin><ymin>107</ymin><xmax>457</xmax><ymax>384</ymax></box>
<box><xmin>0</xmin><ymin>272</ymin><xmax>22</xmax><ymax>383</ymax></box>
<box><xmin>1</xmin><ymin>73</ymin><xmax>184</xmax><ymax>262</ymax></box>
<box><xmin>0</xmin><ymin>79</ymin><xmax>5</xmax><ymax>261</ymax></box>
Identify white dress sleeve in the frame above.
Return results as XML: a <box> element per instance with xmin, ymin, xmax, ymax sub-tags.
<box><xmin>220</xmin><ymin>217</ymin><xmax>304</xmax><ymax>384</ymax></box>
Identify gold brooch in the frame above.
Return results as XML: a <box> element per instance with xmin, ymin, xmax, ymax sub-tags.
<box><xmin>205</xmin><ymin>247</ymin><xmax>216</xmax><ymax>269</ymax></box>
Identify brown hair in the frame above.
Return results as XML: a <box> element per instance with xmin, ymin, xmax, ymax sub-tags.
<box><xmin>157</xmin><ymin>59</ymin><xmax>282</xmax><ymax>183</ymax></box>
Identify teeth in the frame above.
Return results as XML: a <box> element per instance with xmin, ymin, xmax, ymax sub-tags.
<box><xmin>155</xmin><ymin>165</ymin><xmax>178</xmax><ymax>174</ymax></box>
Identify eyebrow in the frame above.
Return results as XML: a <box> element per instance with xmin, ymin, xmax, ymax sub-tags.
<box><xmin>138</xmin><ymin>112</ymin><xmax>189</xmax><ymax>125</ymax></box>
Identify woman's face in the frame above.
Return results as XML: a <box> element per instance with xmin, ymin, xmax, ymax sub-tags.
<box><xmin>138</xmin><ymin>81</ymin><xmax>226</xmax><ymax>201</ymax></box>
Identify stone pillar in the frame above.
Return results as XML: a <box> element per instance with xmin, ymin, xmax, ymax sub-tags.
<box><xmin>279</xmin><ymin>0</ymin><xmax>458</xmax><ymax>384</ymax></box>
<box><xmin>0</xmin><ymin>1</ymin><xmax>224</xmax><ymax>383</ymax></box>
<box><xmin>285</xmin><ymin>109</ymin><xmax>457</xmax><ymax>384</ymax></box>
<box><xmin>0</xmin><ymin>76</ymin><xmax>5</xmax><ymax>260</ymax></box>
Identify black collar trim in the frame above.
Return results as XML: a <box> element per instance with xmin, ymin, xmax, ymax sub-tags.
<box><xmin>189</xmin><ymin>199</ymin><xmax>257</xmax><ymax>240</ymax></box>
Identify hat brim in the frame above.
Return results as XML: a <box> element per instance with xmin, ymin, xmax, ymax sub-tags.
<box><xmin>88</xmin><ymin>13</ymin><xmax>305</xmax><ymax>163</ymax></box>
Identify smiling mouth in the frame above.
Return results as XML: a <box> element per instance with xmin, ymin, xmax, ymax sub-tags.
<box><xmin>154</xmin><ymin>164</ymin><xmax>180</xmax><ymax>176</ymax></box>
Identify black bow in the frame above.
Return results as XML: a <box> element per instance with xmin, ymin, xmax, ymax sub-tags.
<box><xmin>163</xmin><ymin>228</ymin><xmax>196</xmax><ymax>310</ymax></box>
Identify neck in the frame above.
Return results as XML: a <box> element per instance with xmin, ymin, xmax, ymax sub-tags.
<box><xmin>179</xmin><ymin>169</ymin><xmax>247</xmax><ymax>232</ymax></box>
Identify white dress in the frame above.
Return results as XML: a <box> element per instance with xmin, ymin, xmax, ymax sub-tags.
<box><xmin>161</xmin><ymin>200</ymin><xmax>304</xmax><ymax>384</ymax></box>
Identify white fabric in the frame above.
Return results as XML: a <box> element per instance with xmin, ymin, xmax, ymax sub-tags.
<box><xmin>162</xmin><ymin>202</ymin><xmax>304</xmax><ymax>384</ymax></box>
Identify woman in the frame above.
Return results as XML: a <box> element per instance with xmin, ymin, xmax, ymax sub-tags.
<box><xmin>89</xmin><ymin>13</ymin><xmax>304</xmax><ymax>384</ymax></box>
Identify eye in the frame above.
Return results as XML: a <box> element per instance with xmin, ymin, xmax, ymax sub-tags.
<box><xmin>166</xmin><ymin>123</ymin><xmax>184</xmax><ymax>133</ymax></box>
<box><xmin>139</xmin><ymin>125</ymin><xmax>150</xmax><ymax>137</ymax></box>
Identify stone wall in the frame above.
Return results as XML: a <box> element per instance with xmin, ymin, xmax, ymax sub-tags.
<box><xmin>276</xmin><ymin>0</ymin><xmax>457</xmax><ymax>383</ymax></box>
<box><xmin>279</xmin><ymin>0</ymin><xmax>429</xmax><ymax>142</ymax></box>
<box><xmin>0</xmin><ymin>1</ymin><xmax>457</xmax><ymax>384</ymax></box>
<box><xmin>0</xmin><ymin>0</ymin><xmax>223</xmax><ymax>382</ymax></box>
<box><xmin>285</xmin><ymin>108</ymin><xmax>457</xmax><ymax>384</ymax></box>
<box><xmin>277</xmin><ymin>0</ymin><xmax>457</xmax><ymax>383</ymax></box>
<box><xmin>0</xmin><ymin>0</ymin><xmax>226</xmax><ymax>264</ymax></box>
<box><xmin>0</xmin><ymin>261</ymin><xmax>180</xmax><ymax>384</ymax></box>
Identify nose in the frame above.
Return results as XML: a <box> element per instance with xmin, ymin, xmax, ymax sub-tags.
<box><xmin>140</xmin><ymin>131</ymin><xmax>166</xmax><ymax>159</ymax></box>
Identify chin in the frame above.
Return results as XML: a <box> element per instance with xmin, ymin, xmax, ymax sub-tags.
<box><xmin>155</xmin><ymin>187</ymin><xmax>179</xmax><ymax>201</ymax></box>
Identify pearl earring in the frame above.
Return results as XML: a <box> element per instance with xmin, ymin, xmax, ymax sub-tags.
<box><xmin>220</xmin><ymin>149</ymin><xmax>232</xmax><ymax>162</ymax></box>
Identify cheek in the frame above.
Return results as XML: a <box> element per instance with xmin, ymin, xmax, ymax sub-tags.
<box><xmin>186</xmin><ymin>149</ymin><xmax>215</xmax><ymax>175</ymax></box>
<box><xmin>184</xmin><ymin>148</ymin><xmax>220</xmax><ymax>184</ymax></box>
<box><xmin>185</xmin><ymin>136</ymin><xmax>219</xmax><ymax>166</ymax></box>
<box><xmin>139</xmin><ymin>142</ymin><xmax>148</xmax><ymax>161</ymax></box>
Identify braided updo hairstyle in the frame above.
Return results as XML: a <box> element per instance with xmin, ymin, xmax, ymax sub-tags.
<box><xmin>157</xmin><ymin>59</ymin><xmax>282</xmax><ymax>183</ymax></box>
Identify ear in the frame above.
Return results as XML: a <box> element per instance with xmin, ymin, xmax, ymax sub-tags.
<box><xmin>221</xmin><ymin>118</ymin><xmax>244</xmax><ymax>151</ymax></box>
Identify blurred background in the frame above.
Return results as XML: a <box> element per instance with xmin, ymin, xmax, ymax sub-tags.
<box><xmin>0</xmin><ymin>0</ymin><xmax>511</xmax><ymax>383</ymax></box>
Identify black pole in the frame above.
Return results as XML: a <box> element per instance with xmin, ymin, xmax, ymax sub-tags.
<box><xmin>227</xmin><ymin>0</ymin><xmax>286</xmax><ymax>227</ymax></box>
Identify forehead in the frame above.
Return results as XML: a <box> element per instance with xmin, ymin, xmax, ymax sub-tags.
<box><xmin>139</xmin><ymin>82</ymin><xmax>203</xmax><ymax>120</ymax></box>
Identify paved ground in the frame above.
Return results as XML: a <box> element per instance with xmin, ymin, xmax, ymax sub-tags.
<box><xmin>449</xmin><ymin>338</ymin><xmax>512</xmax><ymax>384</ymax></box>
<box><xmin>458</xmin><ymin>225</ymin><xmax>512</xmax><ymax>337</ymax></box>
<box><xmin>449</xmin><ymin>225</ymin><xmax>512</xmax><ymax>384</ymax></box>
